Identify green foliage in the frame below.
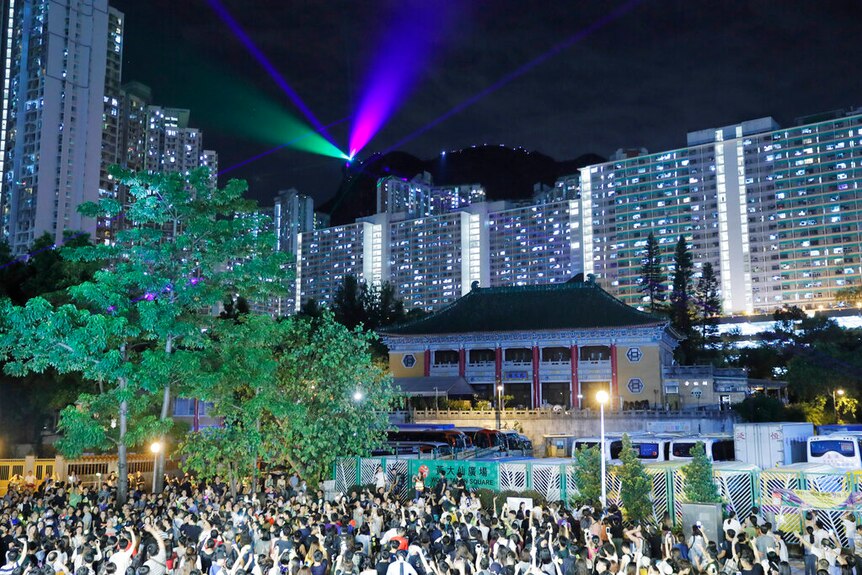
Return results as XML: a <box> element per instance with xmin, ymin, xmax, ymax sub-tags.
<box><xmin>0</xmin><ymin>233</ymin><xmax>98</xmax><ymax>306</ymax></box>
<box><xmin>617</xmin><ymin>433</ymin><xmax>654</xmax><ymax>522</ymax></box>
<box><xmin>185</xmin><ymin>311</ymin><xmax>395</xmax><ymax>486</ymax></box>
<box><xmin>670</xmin><ymin>236</ymin><xmax>696</xmax><ymax>362</ymax></box>
<box><xmin>733</xmin><ymin>395</ymin><xmax>805</xmax><ymax>423</ymax></box>
<box><xmin>572</xmin><ymin>445</ymin><xmax>602</xmax><ymax>503</ymax></box>
<box><xmin>681</xmin><ymin>441</ymin><xmax>722</xmax><ymax>504</ymax></box>
<box><xmin>178</xmin><ymin>424</ymin><xmax>259</xmax><ymax>496</ymax></box>
<box><xmin>638</xmin><ymin>232</ymin><xmax>666</xmax><ymax>313</ymax></box>
<box><xmin>0</xmin><ymin>168</ymin><xmax>292</xmax><ymax>501</ymax></box>
<box><xmin>332</xmin><ymin>274</ymin><xmax>406</xmax><ymax>331</ymax></box>
<box><xmin>694</xmin><ymin>262</ymin><xmax>721</xmax><ymax>348</ymax></box>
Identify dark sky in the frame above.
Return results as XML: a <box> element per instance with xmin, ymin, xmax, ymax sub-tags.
<box><xmin>109</xmin><ymin>0</ymin><xmax>861</xmax><ymax>207</ymax></box>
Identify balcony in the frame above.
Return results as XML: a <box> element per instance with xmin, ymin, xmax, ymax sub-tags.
<box><xmin>577</xmin><ymin>359</ymin><xmax>612</xmax><ymax>380</ymax></box>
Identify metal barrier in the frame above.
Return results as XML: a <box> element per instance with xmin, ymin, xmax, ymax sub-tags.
<box><xmin>335</xmin><ymin>456</ymin><xmax>859</xmax><ymax>532</ymax></box>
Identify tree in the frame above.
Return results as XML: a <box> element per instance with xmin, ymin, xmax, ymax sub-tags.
<box><xmin>617</xmin><ymin>434</ymin><xmax>654</xmax><ymax>522</ymax></box>
<box><xmin>0</xmin><ymin>167</ymin><xmax>292</xmax><ymax>502</ymax></box>
<box><xmin>694</xmin><ymin>262</ymin><xmax>721</xmax><ymax>345</ymax></box>
<box><xmin>681</xmin><ymin>441</ymin><xmax>722</xmax><ymax>503</ymax></box>
<box><xmin>638</xmin><ymin>232</ymin><xmax>666</xmax><ymax>312</ymax></box>
<box><xmin>331</xmin><ymin>274</ymin><xmax>408</xmax><ymax>332</ymax></box>
<box><xmin>181</xmin><ymin>311</ymin><xmax>395</xmax><ymax>487</ymax></box>
<box><xmin>571</xmin><ymin>445</ymin><xmax>603</xmax><ymax>504</ymax></box>
<box><xmin>733</xmin><ymin>395</ymin><xmax>805</xmax><ymax>423</ymax></box>
<box><xmin>670</xmin><ymin>235</ymin><xmax>696</xmax><ymax>362</ymax></box>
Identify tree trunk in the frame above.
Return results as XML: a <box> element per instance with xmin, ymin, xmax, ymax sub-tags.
<box><xmin>117</xmin><ymin>396</ymin><xmax>129</xmax><ymax>501</ymax></box>
<box><xmin>154</xmin><ymin>336</ymin><xmax>173</xmax><ymax>493</ymax></box>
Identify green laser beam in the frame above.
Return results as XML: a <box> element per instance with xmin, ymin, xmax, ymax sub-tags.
<box><xmin>156</xmin><ymin>52</ymin><xmax>346</xmax><ymax>160</ymax></box>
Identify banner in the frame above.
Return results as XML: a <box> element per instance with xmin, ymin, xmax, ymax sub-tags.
<box><xmin>408</xmin><ymin>459</ymin><xmax>499</xmax><ymax>490</ymax></box>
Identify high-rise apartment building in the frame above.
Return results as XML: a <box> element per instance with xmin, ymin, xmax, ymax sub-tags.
<box><xmin>376</xmin><ymin>172</ymin><xmax>432</xmax><ymax>217</ymax></box>
<box><xmin>487</xmin><ymin>200</ymin><xmax>582</xmax><ymax>287</ymax></box>
<box><xmin>580</xmin><ymin>110</ymin><xmax>862</xmax><ymax>314</ymax></box>
<box><xmin>428</xmin><ymin>183</ymin><xmax>485</xmax><ymax>215</ymax></box>
<box><xmin>273</xmin><ymin>188</ymin><xmax>314</xmax><ymax>255</ymax></box>
<box><xmin>97</xmin><ymin>7</ymin><xmax>123</xmax><ymax>243</ymax></box>
<box><xmin>0</xmin><ymin>0</ymin><xmax>113</xmax><ymax>254</ymax></box>
<box><xmin>295</xmin><ymin>195</ymin><xmax>584</xmax><ymax>313</ymax></box>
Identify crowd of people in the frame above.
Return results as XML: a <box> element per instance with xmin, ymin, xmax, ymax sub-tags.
<box><xmin>0</xmin><ymin>468</ymin><xmax>860</xmax><ymax>575</ymax></box>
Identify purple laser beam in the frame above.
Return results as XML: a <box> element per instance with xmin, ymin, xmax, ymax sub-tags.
<box><xmin>218</xmin><ymin>115</ymin><xmax>352</xmax><ymax>177</ymax></box>
<box><xmin>207</xmin><ymin>0</ymin><xmax>332</xmax><ymax>142</ymax></box>
<box><xmin>383</xmin><ymin>0</ymin><xmax>646</xmax><ymax>154</ymax></box>
<box><xmin>348</xmin><ymin>3</ymin><xmax>452</xmax><ymax>156</ymax></box>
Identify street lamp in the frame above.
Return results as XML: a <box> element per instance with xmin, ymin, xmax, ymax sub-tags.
<box><xmin>596</xmin><ymin>389</ymin><xmax>609</xmax><ymax>510</ymax></box>
<box><xmin>353</xmin><ymin>390</ymin><xmax>364</xmax><ymax>402</ymax></box>
<box><xmin>149</xmin><ymin>441</ymin><xmax>163</xmax><ymax>493</ymax></box>
<box><xmin>496</xmin><ymin>384</ymin><xmax>504</xmax><ymax>430</ymax></box>
<box><xmin>832</xmin><ymin>388</ymin><xmax>845</xmax><ymax>422</ymax></box>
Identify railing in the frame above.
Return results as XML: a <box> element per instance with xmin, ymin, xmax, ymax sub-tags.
<box><xmin>397</xmin><ymin>407</ymin><xmax>731</xmax><ymax>419</ymax></box>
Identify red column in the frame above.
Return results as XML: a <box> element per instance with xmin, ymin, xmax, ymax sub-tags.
<box><xmin>570</xmin><ymin>345</ymin><xmax>579</xmax><ymax>409</ymax></box>
<box><xmin>532</xmin><ymin>345</ymin><xmax>541</xmax><ymax>408</ymax></box>
<box><xmin>424</xmin><ymin>349</ymin><xmax>431</xmax><ymax>377</ymax></box>
<box><xmin>610</xmin><ymin>343</ymin><xmax>618</xmax><ymax>411</ymax></box>
<box><xmin>458</xmin><ymin>348</ymin><xmax>466</xmax><ymax>378</ymax></box>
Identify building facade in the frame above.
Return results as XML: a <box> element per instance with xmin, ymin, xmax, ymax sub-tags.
<box><xmin>381</xmin><ymin>279</ymin><xmax>679</xmax><ymax>410</ymax></box>
<box><xmin>581</xmin><ymin>110</ymin><xmax>862</xmax><ymax>314</ymax></box>
<box><xmin>0</xmin><ymin>0</ymin><xmax>113</xmax><ymax>253</ymax></box>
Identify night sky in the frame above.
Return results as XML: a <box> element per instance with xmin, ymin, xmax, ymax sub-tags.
<box><xmin>109</xmin><ymin>0</ymin><xmax>861</xmax><ymax>207</ymax></box>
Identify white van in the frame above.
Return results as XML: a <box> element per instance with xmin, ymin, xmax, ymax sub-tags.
<box><xmin>669</xmin><ymin>434</ymin><xmax>735</xmax><ymax>462</ymax></box>
<box><xmin>807</xmin><ymin>432</ymin><xmax>862</xmax><ymax>469</ymax></box>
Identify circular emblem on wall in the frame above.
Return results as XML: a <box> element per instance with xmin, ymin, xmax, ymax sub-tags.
<box><xmin>626</xmin><ymin>347</ymin><xmax>642</xmax><ymax>362</ymax></box>
<box><xmin>402</xmin><ymin>354</ymin><xmax>416</xmax><ymax>368</ymax></box>
<box><xmin>627</xmin><ymin>378</ymin><xmax>644</xmax><ymax>394</ymax></box>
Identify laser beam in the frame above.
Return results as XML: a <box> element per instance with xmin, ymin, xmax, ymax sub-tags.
<box><xmin>348</xmin><ymin>3</ymin><xmax>454</xmax><ymax>157</ymax></box>
<box><xmin>218</xmin><ymin>115</ymin><xmax>352</xmax><ymax>177</ymax></box>
<box><xmin>383</xmin><ymin>0</ymin><xmax>645</xmax><ymax>154</ymax></box>
<box><xmin>207</xmin><ymin>0</ymin><xmax>332</xmax><ymax>142</ymax></box>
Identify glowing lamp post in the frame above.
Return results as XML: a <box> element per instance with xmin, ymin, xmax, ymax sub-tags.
<box><xmin>353</xmin><ymin>390</ymin><xmax>364</xmax><ymax>402</ymax></box>
<box><xmin>149</xmin><ymin>441</ymin><xmax>163</xmax><ymax>493</ymax></box>
<box><xmin>496</xmin><ymin>384</ymin><xmax>504</xmax><ymax>430</ymax></box>
<box><xmin>832</xmin><ymin>388</ymin><xmax>845</xmax><ymax>423</ymax></box>
<box><xmin>596</xmin><ymin>389</ymin><xmax>610</xmax><ymax>509</ymax></box>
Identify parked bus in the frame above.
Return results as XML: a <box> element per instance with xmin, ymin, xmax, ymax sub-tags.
<box><xmin>373</xmin><ymin>441</ymin><xmax>453</xmax><ymax>458</ymax></box>
<box><xmin>609</xmin><ymin>433</ymin><xmax>679</xmax><ymax>463</ymax></box>
<box><xmin>807</xmin><ymin>432</ymin><xmax>862</xmax><ymax>469</ymax></box>
<box><xmin>571</xmin><ymin>434</ymin><xmax>625</xmax><ymax>460</ymax></box>
<box><xmin>669</xmin><ymin>434</ymin><xmax>734</xmax><ymax>462</ymax></box>
<box><xmin>457</xmin><ymin>427</ymin><xmax>504</xmax><ymax>449</ymax></box>
<box><xmin>387</xmin><ymin>429</ymin><xmax>471</xmax><ymax>450</ymax></box>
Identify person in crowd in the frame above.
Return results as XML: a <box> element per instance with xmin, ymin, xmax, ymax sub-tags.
<box><xmin>0</xmin><ymin>469</ymin><xmax>803</xmax><ymax>575</ymax></box>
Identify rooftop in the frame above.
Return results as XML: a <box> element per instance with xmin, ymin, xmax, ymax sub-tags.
<box><xmin>381</xmin><ymin>279</ymin><xmax>667</xmax><ymax>336</ymax></box>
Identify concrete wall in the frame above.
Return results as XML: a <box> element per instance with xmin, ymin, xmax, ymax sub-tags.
<box><xmin>407</xmin><ymin>409</ymin><xmax>737</xmax><ymax>456</ymax></box>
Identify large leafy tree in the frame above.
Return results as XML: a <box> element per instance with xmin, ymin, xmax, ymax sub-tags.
<box><xmin>638</xmin><ymin>232</ymin><xmax>666</xmax><ymax>312</ymax></box>
<box><xmin>181</xmin><ymin>311</ymin><xmax>394</xmax><ymax>488</ymax></box>
<box><xmin>617</xmin><ymin>434</ymin><xmax>653</xmax><ymax>522</ymax></box>
<box><xmin>0</xmin><ymin>167</ymin><xmax>292</xmax><ymax>501</ymax></box>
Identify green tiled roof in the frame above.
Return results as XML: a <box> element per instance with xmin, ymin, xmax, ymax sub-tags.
<box><xmin>381</xmin><ymin>281</ymin><xmax>667</xmax><ymax>336</ymax></box>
